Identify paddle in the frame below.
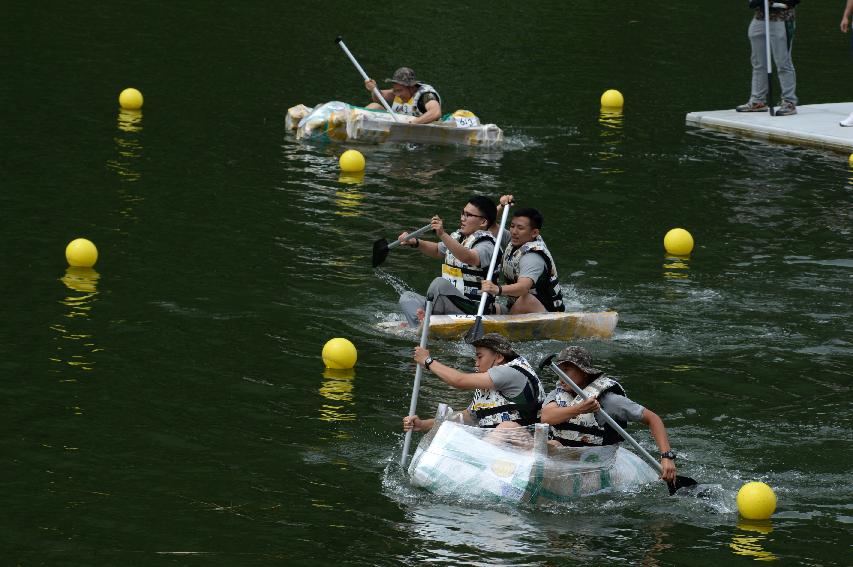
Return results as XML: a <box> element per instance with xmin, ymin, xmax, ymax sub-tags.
<box><xmin>372</xmin><ymin>223</ymin><xmax>433</xmax><ymax>268</ymax></box>
<box><xmin>401</xmin><ymin>298</ymin><xmax>434</xmax><ymax>468</ymax></box>
<box><xmin>463</xmin><ymin>203</ymin><xmax>511</xmax><ymax>343</ymax></box>
<box><xmin>335</xmin><ymin>36</ymin><xmax>400</xmax><ymax>122</ymax></box>
<box><xmin>764</xmin><ymin>0</ymin><xmax>775</xmax><ymax>116</ymax></box>
<box><xmin>539</xmin><ymin>354</ymin><xmax>699</xmax><ymax>496</ymax></box>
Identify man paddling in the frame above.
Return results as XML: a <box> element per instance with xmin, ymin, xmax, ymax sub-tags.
<box><xmin>364</xmin><ymin>67</ymin><xmax>442</xmax><ymax>124</ymax></box>
<box><xmin>481</xmin><ymin>207</ymin><xmax>564</xmax><ymax>314</ymax></box>
<box><xmin>540</xmin><ymin>346</ymin><xmax>677</xmax><ymax>483</ymax></box>
<box><xmin>402</xmin><ymin>333</ymin><xmax>544</xmax><ymax>433</ymax></box>
<box><xmin>397</xmin><ymin>196</ymin><xmax>499</xmax><ymax>326</ymax></box>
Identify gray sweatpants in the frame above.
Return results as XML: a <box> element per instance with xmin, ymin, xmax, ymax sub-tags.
<box><xmin>748</xmin><ymin>18</ymin><xmax>797</xmax><ymax>104</ymax></box>
<box><xmin>399</xmin><ymin>278</ymin><xmax>477</xmax><ymax>326</ymax></box>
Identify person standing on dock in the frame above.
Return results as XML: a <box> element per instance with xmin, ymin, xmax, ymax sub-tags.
<box><xmin>840</xmin><ymin>0</ymin><xmax>853</xmax><ymax>126</ymax></box>
<box><xmin>364</xmin><ymin>67</ymin><xmax>442</xmax><ymax>124</ymax></box>
<box><xmin>735</xmin><ymin>0</ymin><xmax>799</xmax><ymax>116</ymax></box>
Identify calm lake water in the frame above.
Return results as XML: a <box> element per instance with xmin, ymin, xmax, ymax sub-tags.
<box><xmin>3</xmin><ymin>2</ymin><xmax>851</xmax><ymax>565</ymax></box>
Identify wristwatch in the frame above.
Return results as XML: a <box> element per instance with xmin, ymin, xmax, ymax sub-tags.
<box><xmin>660</xmin><ymin>450</ymin><xmax>676</xmax><ymax>460</ymax></box>
<box><xmin>424</xmin><ymin>356</ymin><xmax>434</xmax><ymax>369</ymax></box>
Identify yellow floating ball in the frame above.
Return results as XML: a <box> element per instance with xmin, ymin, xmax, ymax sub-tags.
<box><xmin>119</xmin><ymin>88</ymin><xmax>144</xmax><ymax>110</ymax></box>
<box><xmin>848</xmin><ymin>153</ymin><xmax>853</xmax><ymax>165</ymax></box>
<box><xmin>664</xmin><ymin>228</ymin><xmax>694</xmax><ymax>256</ymax></box>
<box><xmin>737</xmin><ymin>481</ymin><xmax>777</xmax><ymax>520</ymax></box>
<box><xmin>322</xmin><ymin>337</ymin><xmax>357</xmax><ymax>369</ymax></box>
<box><xmin>339</xmin><ymin>149</ymin><xmax>365</xmax><ymax>173</ymax></box>
<box><xmin>65</xmin><ymin>238</ymin><xmax>98</xmax><ymax>268</ymax></box>
<box><xmin>600</xmin><ymin>89</ymin><xmax>624</xmax><ymax>109</ymax></box>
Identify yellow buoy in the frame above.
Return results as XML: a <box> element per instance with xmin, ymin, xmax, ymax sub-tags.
<box><xmin>339</xmin><ymin>149</ymin><xmax>365</xmax><ymax>173</ymax></box>
<box><xmin>65</xmin><ymin>238</ymin><xmax>99</xmax><ymax>268</ymax></box>
<box><xmin>737</xmin><ymin>481</ymin><xmax>777</xmax><ymax>520</ymax></box>
<box><xmin>119</xmin><ymin>88</ymin><xmax>144</xmax><ymax>110</ymax></box>
<box><xmin>600</xmin><ymin>89</ymin><xmax>624</xmax><ymax>109</ymax></box>
<box><xmin>322</xmin><ymin>338</ymin><xmax>358</xmax><ymax>369</ymax></box>
<box><xmin>664</xmin><ymin>228</ymin><xmax>694</xmax><ymax>256</ymax></box>
<box><xmin>848</xmin><ymin>153</ymin><xmax>853</xmax><ymax>165</ymax></box>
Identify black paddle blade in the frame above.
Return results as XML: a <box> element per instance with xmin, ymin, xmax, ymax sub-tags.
<box><xmin>372</xmin><ymin>238</ymin><xmax>389</xmax><ymax>267</ymax></box>
<box><xmin>464</xmin><ymin>317</ymin><xmax>485</xmax><ymax>343</ymax></box>
<box><xmin>667</xmin><ymin>475</ymin><xmax>699</xmax><ymax>496</ymax></box>
<box><xmin>538</xmin><ymin>354</ymin><xmax>557</xmax><ymax>371</ymax></box>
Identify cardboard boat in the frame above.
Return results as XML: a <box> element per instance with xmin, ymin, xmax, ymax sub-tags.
<box><xmin>408</xmin><ymin>407</ymin><xmax>658</xmax><ymax>504</ymax></box>
<box><xmin>287</xmin><ymin>102</ymin><xmax>503</xmax><ymax>147</ymax></box>
<box><xmin>377</xmin><ymin>311</ymin><xmax>618</xmax><ymax>341</ymax></box>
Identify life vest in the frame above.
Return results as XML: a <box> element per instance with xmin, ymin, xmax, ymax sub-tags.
<box><xmin>391</xmin><ymin>84</ymin><xmax>441</xmax><ymax>117</ymax></box>
<box><xmin>549</xmin><ymin>376</ymin><xmax>627</xmax><ymax>446</ymax></box>
<box><xmin>469</xmin><ymin>356</ymin><xmax>544</xmax><ymax>428</ymax></box>
<box><xmin>502</xmin><ymin>237</ymin><xmax>564</xmax><ymax>312</ymax></box>
<box><xmin>442</xmin><ymin>230</ymin><xmax>496</xmax><ymax>302</ymax></box>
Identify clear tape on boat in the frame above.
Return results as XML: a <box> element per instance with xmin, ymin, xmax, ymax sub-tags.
<box><xmin>407</xmin><ymin>405</ymin><xmax>658</xmax><ymax>504</ymax></box>
<box><xmin>287</xmin><ymin>102</ymin><xmax>504</xmax><ymax>147</ymax></box>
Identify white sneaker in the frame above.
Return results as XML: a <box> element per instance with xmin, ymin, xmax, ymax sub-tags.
<box><xmin>840</xmin><ymin>112</ymin><xmax>853</xmax><ymax>127</ymax></box>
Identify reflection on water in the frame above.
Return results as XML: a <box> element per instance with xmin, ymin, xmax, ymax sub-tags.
<box><xmin>335</xmin><ymin>185</ymin><xmax>364</xmax><ymax>217</ymax></box>
<box><xmin>116</xmin><ymin>108</ymin><xmax>142</xmax><ymax>133</ymax></box>
<box><xmin>597</xmin><ymin>108</ymin><xmax>624</xmax><ymax>174</ymax></box>
<box><xmin>729</xmin><ymin>520</ymin><xmax>777</xmax><ymax>561</ymax></box>
<box><xmin>50</xmin><ymin>267</ymin><xmax>101</xmax><ymax>375</ymax></box>
<box><xmin>663</xmin><ymin>254</ymin><xmax>690</xmax><ymax>281</ymax></box>
<box><xmin>338</xmin><ymin>171</ymin><xmax>365</xmax><ymax>186</ymax></box>
<box><xmin>319</xmin><ymin>368</ymin><xmax>356</xmax><ymax>422</ymax></box>
<box><xmin>107</xmin><ymin>109</ymin><xmax>144</xmax><ymax>223</ymax></box>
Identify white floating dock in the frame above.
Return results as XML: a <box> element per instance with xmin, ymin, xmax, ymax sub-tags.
<box><xmin>686</xmin><ymin>102</ymin><xmax>853</xmax><ymax>154</ymax></box>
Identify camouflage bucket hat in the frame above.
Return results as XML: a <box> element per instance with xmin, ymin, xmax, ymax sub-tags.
<box><xmin>554</xmin><ymin>346</ymin><xmax>603</xmax><ymax>377</ymax></box>
<box><xmin>385</xmin><ymin>67</ymin><xmax>419</xmax><ymax>86</ymax></box>
<box><xmin>469</xmin><ymin>333</ymin><xmax>518</xmax><ymax>358</ymax></box>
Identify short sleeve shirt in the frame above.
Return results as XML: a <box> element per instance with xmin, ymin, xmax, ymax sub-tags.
<box><xmin>438</xmin><ymin>236</ymin><xmax>495</xmax><ymax>268</ymax></box>
<box><xmin>543</xmin><ymin>383</ymin><xmax>645</xmax><ymax>425</ymax></box>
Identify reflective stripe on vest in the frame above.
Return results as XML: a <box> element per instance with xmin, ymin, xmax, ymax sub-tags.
<box><xmin>549</xmin><ymin>376</ymin><xmax>627</xmax><ymax>446</ymax></box>
<box><xmin>391</xmin><ymin>83</ymin><xmax>441</xmax><ymax>117</ymax></box>
<box><xmin>442</xmin><ymin>230</ymin><xmax>495</xmax><ymax>302</ymax></box>
<box><xmin>470</xmin><ymin>356</ymin><xmax>545</xmax><ymax>428</ymax></box>
<box><xmin>501</xmin><ymin>237</ymin><xmax>564</xmax><ymax>312</ymax></box>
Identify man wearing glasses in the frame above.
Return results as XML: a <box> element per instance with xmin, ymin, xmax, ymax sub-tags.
<box><xmin>397</xmin><ymin>195</ymin><xmax>498</xmax><ymax>326</ymax></box>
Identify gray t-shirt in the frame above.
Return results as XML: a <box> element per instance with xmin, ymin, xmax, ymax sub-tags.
<box><xmin>438</xmin><ymin>235</ymin><xmax>495</xmax><ymax>267</ymax></box>
<box><xmin>543</xmin><ymin>382</ymin><xmax>645</xmax><ymax>425</ymax></box>
<box><xmin>485</xmin><ymin>363</ymin><xmax>530</xmax><ymax>398</ymax></box>
<box><xmin>517</xmin><ymin>252</ymin><xmax>546</xmax><ymax>283</ymax></box>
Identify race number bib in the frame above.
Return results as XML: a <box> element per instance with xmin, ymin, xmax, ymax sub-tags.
<box><xmin>441</xmin><ymin>264</ymin><xmax>465</xmax><ymax>292</ymax></box>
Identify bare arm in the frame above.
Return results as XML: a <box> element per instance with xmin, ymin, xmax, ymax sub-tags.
<box><xmin>540</xmin><ymin>398</ymin><xmax>601</xmax><ymax>425</ymax></box>
<box><xmin>843</xmin><ymin>0</ymin><xmax>853</xmax><ymax>32</ymax></box>
<box><xmin>483</xmin><ymin>277</ymin><xmax>534</xmax><ymax>299</ymax></box>
<box><xmin>640</xmin><ymin>409</ymin><xmax>677</xmax><ymax>482</ymax></box>
<box><xmin>399</xmin><ymin>230</ymin><xmax>443</xmax><ymax>259</ymax></box>
<box><xmin>414</xmin><ymin>347</ymin><xmax>494</xmax><ymax>390</ymax></box>
<box><xmin>412</xmin><ymin>99</ymin><xmax>442</xmax><ymax>124</ymax></box>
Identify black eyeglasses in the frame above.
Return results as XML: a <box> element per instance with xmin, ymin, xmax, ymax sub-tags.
<box><xmin>461</xmin><ymin>210</ymin><xmax>485</xmax><ymax>220</ymax></box>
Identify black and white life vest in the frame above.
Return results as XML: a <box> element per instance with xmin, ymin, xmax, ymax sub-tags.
<box><xmin>442</xmin><ymin>229</ymin><xmax>496</xmax><ymax>302</ymax></box>
<box><xmin>549</xmin><ymin>376</ymin><xmax>627</xmax><ymax>446</ymax></box>
<box><xmin>391</xmin><ymin>84</ymin><xmax>441</xmax><ymax>117</ymax></box>
<box><xmin>469</xmin><ymin>356</ymin><xmax>544</xmax><ymax>428</ymax></box>
<box><xmin>502</xmin><ymin>236</ymin><xmax>564</xmax><ymax>312</ymax></box>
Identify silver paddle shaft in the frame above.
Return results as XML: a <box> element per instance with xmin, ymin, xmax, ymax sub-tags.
<box><xmin>401</xmin><ymin>299</ymin><xmax>434</xmax><ymax>467</ymax></box>
<box><xmin>473</xmin><ymin>204</ymin><xmax>511</xmax><ymax>317</ymax></box>
<box><xmin>388</xmin><ymin>224</ymin><xmax>433</xmax><ymax>252</ymax></box>
<box><xmin>335</xmin><ymin>37</ymin><xmax>400</xmax><ymax>122</ymax></box>
<box><xmin>550</xmin><ymin>363</ymin><xmax>663</xmax><ymax>475</ymax></box>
